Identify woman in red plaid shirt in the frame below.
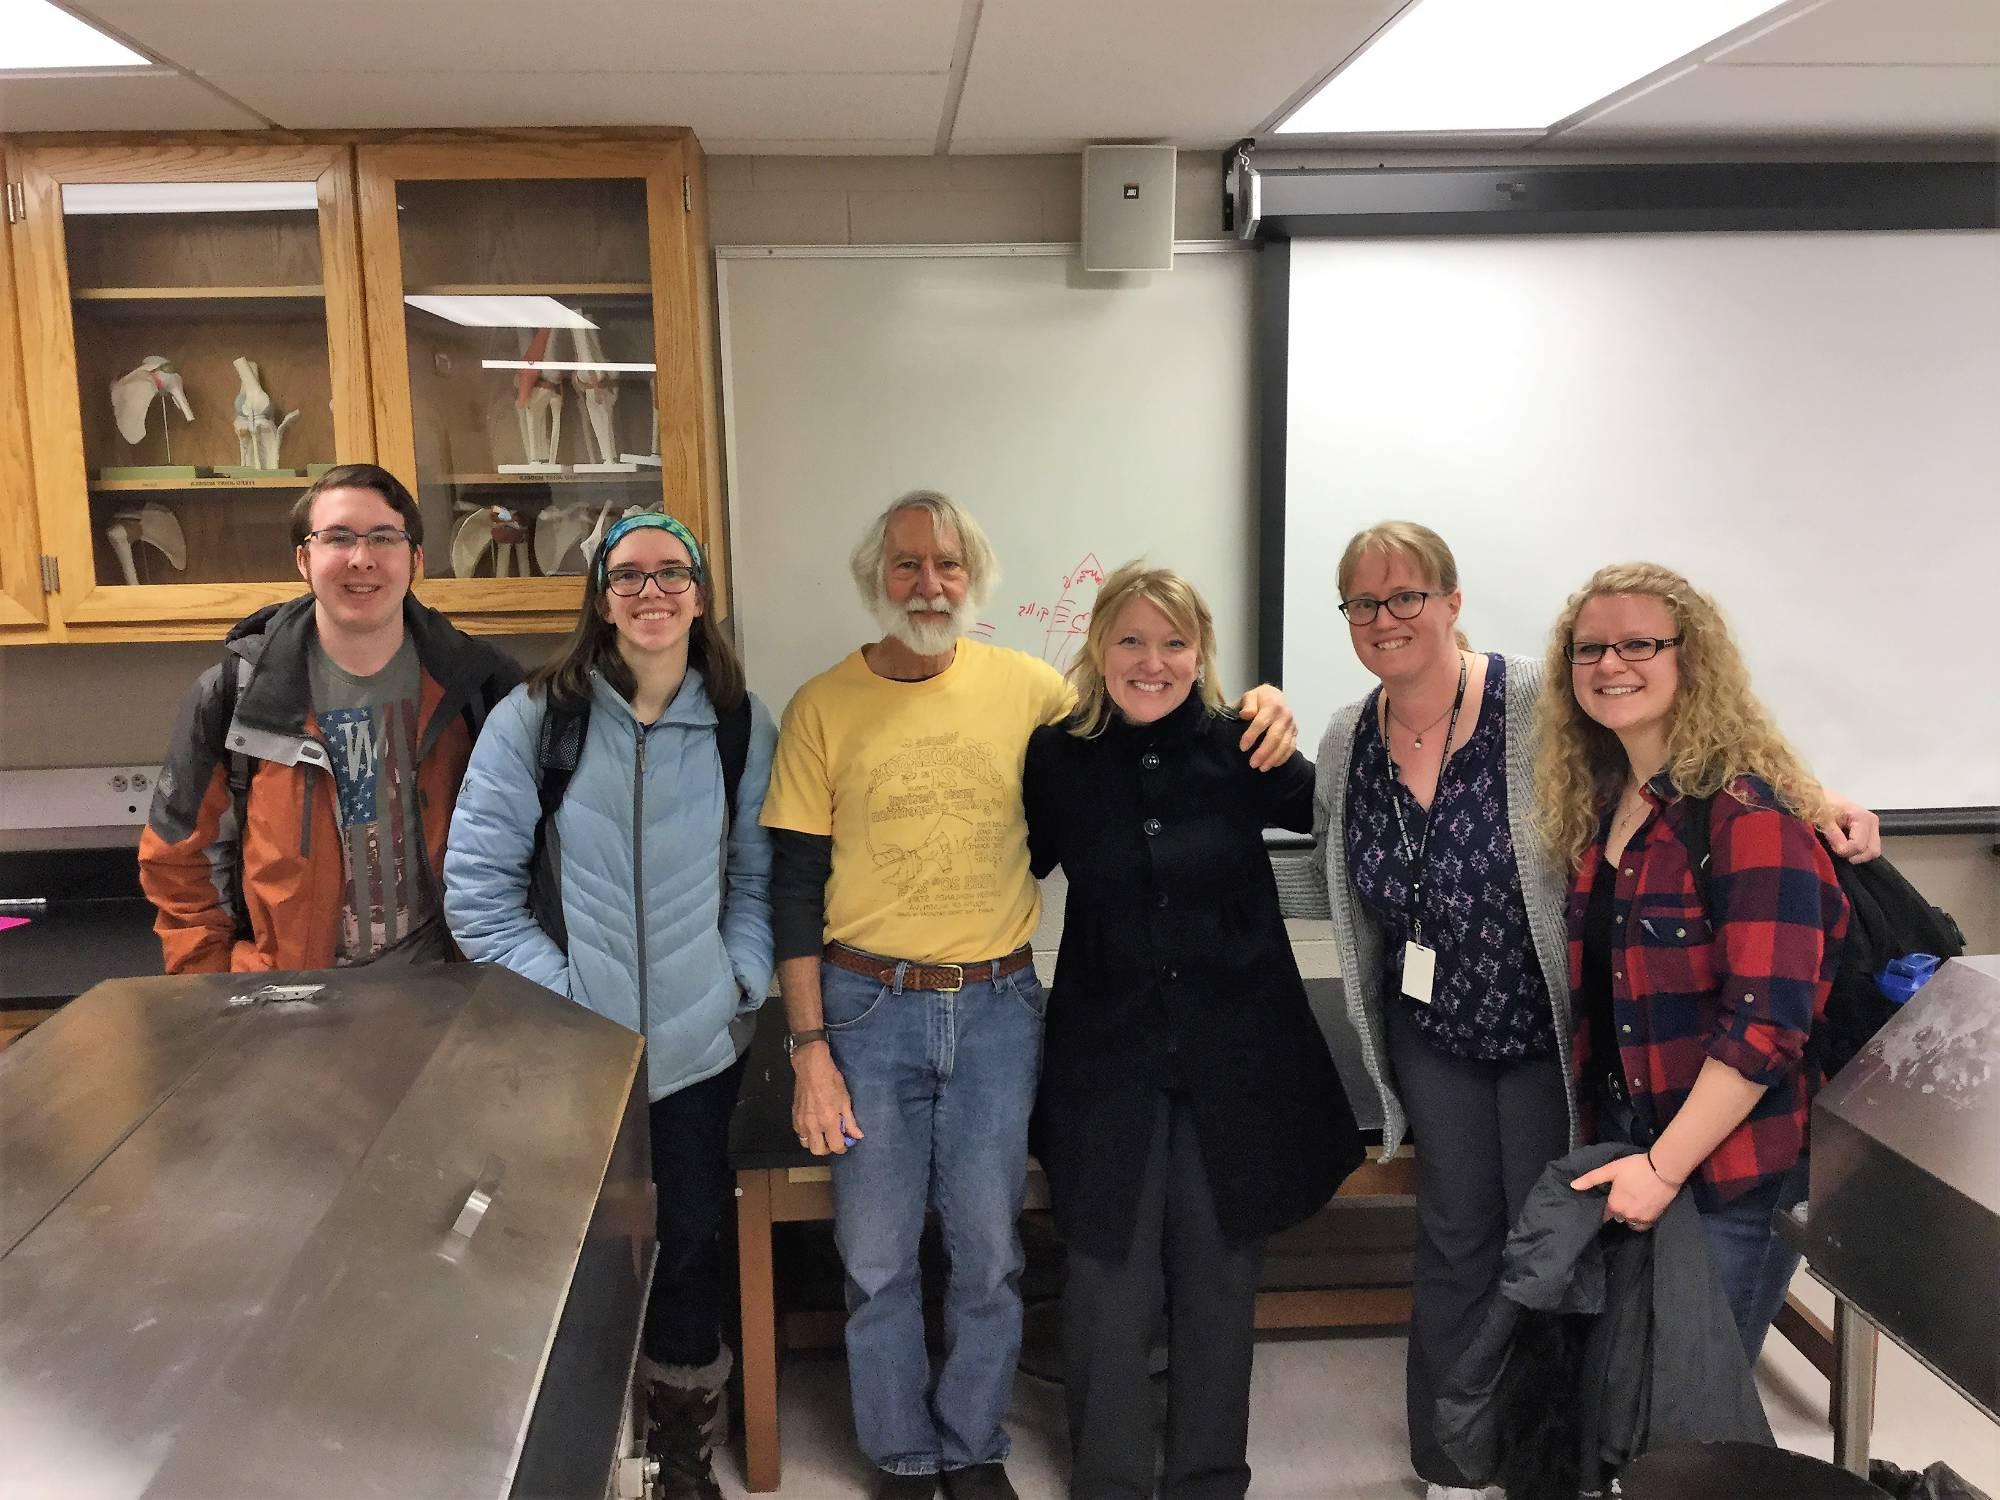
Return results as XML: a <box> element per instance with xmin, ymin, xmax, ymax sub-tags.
<box><xmin>1536</xmin><ymin>562</ymin><xmax>1849</xmax><ymax>1357</ymax></box>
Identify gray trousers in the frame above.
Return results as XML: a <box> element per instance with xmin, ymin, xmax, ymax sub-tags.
<box><xmin>1387</xmin><ymin>999</ymin><xmax>1571</xmax><ymax>1487</ymax></box>
<box><xmin>1062</xmin><ymin>1092</ymin><xmax>1264</xmax><ymax>1500</ymax></box>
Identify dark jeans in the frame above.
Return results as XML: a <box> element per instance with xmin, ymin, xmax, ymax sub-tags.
<box><xmin>1699</xmin><ymin>1160</ymin><xmax>1809</xmax><ymax>1361</ymax></box>
<box><xmin>642</xmin><ymin>1052</ymin><xmax>749</xmax><ymax>1368</ymax></box>
<box><xmin>1062</xmin><ymin>1092</ymin><xmax>1264</xmax><ymax>1500</ymax></box>
<box><xmin>1387</xmin><ymin>999</ymin><xmax>1572</xmax><ymax>1488</ymax></box>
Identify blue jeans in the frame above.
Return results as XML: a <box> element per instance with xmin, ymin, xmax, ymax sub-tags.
<box><xmin>1700</xmin><ymin>1156</ymin><xmax>1810</xmax><ymax>1361</ymax></box>
<box><xmin>821</xmin><ymin>953</ymin><xmax>1047</xmax><ymax>1477</ymax></box>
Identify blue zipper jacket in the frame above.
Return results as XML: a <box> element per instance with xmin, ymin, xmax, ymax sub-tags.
<box><xmin>445</xmin><ymin>667</ymin><xmax>777</xmax><ymax>1100</ymax></box>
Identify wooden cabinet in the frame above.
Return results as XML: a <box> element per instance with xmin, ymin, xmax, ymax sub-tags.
<box><xmin>0</xmin><ymin>131</ymin><xmax>724</xmax><ymax>643</ymax></box>
<box><xmin>358</xmin><ymin>134</ymin><xmax>727</xmax><ymax>629</ymax></box>
<box><xmin>12</xmin><ymin>143</ymin><xmax>373</xmax><ymax>639</ymax></box>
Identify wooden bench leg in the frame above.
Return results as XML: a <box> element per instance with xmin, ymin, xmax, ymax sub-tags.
<box><xmin>736</xmin><ymin>1170</ymin><xmax>781</xmax><ymax>1493</ymax></box>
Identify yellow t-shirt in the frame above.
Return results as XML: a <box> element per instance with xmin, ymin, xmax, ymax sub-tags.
<box><xmin>761</xmin><ymin>639</ymin><xmax>1074</xmax><ymax>964</ymax></box>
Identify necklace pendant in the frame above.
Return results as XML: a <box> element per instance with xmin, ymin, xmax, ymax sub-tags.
<box><xmin>1413</xmin><ymin>735</ymin><xmax>1423</xmax><ymax>749</ymax></box>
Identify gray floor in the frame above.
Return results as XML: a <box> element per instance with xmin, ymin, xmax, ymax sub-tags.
<box><xmin>717</xmin><ymin>1277</ymin><xmax>2000</xmax><ymax>1499</ymax></box>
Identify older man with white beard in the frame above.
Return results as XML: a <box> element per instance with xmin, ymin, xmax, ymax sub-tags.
<box><xmin>760</xmin><ymin>491</ymin><xmax>1297</xmax><ymax>1500</ymax></box>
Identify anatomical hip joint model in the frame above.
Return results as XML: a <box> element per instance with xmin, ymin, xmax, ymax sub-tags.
<box><xmin>105</xmin><ymin>502</ymin><xmax>188</xmax><ymax>586</ymax></box>
<box><xmin>231</xmin><ymin>358</ymin><xmax>300</xmax><ymax>470</ymax></box>
<box><xmin>110</xmin><ymin>357</ymin><xmax>195</xmax><ymax>454</ymax></box>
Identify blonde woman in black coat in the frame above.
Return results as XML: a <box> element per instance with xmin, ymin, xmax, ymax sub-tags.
<box><xmin>1023</xmin><ymin>562</ymin><xmax>1363</xmax><ymax>1500</ymax></box>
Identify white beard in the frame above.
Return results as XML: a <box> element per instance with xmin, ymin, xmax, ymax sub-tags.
<box><xmin>872</xmin><ymin>594</ymin><xmax>971</xmax><ymax>656</ymax></box>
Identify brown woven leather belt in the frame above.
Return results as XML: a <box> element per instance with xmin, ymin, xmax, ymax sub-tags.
<box><xmin>822</xmin><ymin>941</ymin><xmax>1035</xmax><ymax>994</ymax></box>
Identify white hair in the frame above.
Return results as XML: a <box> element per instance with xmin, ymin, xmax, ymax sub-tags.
<box><xmin>848</xmin><ymin>489</ymin><xmax>999</xmax><ymax>612</ymax></box>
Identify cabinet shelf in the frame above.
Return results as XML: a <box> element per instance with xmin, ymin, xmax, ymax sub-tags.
<box><xmin>441</xmin><ymin>470</ymin><xmax>660</xmax><ymax>487</ymax></box>
<box><xmin>73</xmin><ymin>286</ymin><xmax>326</xmax><ymax>302</ymax></box>
<box><xmin>406</xmin><ymin>282</ymin><xmax>651</xmax><ymax>298</ymax></box>
<box><xmin>89</xmin><ymin>476</ymin><xmax>314</xmax><ymax>493</ymax></box>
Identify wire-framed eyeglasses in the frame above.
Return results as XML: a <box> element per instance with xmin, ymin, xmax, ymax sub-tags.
<box><xmin>1564</xmin><ymin>636</ymin><xmax>1683</xmax><ymax>665</ymax></box>
<box><xmin>605</xmin><ymin>564</ymin><xmax>698</xmax><ymax>597</ymax></box>
<box><xmin>1337</xmin><ymin>589</ymin><xmax>1439</xmax><ymax>625</ymax></box>
<box><xmin>306</xmin><ymin>526</ymin><xmax>412</xmax><ymax>553</ymax></box>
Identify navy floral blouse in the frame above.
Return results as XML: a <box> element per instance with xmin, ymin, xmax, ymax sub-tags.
<box><xmin>1345</xmin><ymin>654</ymin><xmax>1555</xmax><ymax>1060</ymax></box>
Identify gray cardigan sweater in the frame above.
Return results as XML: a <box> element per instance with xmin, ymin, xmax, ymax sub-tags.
<box><xmin>1290</xmin><ymin>653</ymin><xmax>1579</xmax><ymax>1154</ymax></box>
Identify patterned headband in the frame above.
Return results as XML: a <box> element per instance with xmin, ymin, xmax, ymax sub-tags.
<box><xmin>597</xmin><ymin>511</ymin><xmax>705</xmax><ymax>585</ymax></box>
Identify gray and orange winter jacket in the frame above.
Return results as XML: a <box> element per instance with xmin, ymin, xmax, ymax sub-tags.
<box><xmin>138</xmin><ymin>595</ymin><xmax>521</xmax><ymax>974</ymax></box>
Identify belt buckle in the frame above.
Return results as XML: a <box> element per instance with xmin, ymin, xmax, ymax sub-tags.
<box><xmin>933</xmin><ymin>963</ymin><xmax>964</xmax><ymax>992</ymax></box>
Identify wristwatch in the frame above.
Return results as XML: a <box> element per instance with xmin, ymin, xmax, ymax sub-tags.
<box><xmin>783</xmin><ymin>1028</ymin><xmax>828</xmax><ymax>1059</ymax></box>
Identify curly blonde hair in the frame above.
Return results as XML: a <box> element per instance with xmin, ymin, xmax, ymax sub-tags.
<box><xmin>1534</xmin><ymin>562</ymin><xmax>1830</xmax><ymax>867</ymax></box>
<box><xmin>1067</xmin><ymin>562</ymin><xmax>1227</xmax><ymax>737</ymax></box>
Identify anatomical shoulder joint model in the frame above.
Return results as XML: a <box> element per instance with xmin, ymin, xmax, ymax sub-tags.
<box><xmin>110</xmin><ymin>357</ymin><xmax>195</xmax><ymax>453</ymax></box>
<box><xmin>105</xmin><ymin>502</ymin><xmax>188</xmax><ymax>586</ymax></box>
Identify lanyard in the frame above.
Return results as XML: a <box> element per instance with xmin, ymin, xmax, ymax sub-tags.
<box><xmin>1382</xmin><ymin>655</ymin><xmax>1468</xmax><ymax>948</ymax></box>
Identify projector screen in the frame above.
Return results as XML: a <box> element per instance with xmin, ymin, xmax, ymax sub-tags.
<box><xmin>1281</xmin><ymin>229</ymin><xmax>2000</xmax><ymax>812</ymax></box>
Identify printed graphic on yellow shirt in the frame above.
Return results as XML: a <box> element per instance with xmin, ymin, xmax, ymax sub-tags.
<box><xmin>865</xmin><ymin>729</ymin><xmax>1011</xmax><ymax>918</ymax></box>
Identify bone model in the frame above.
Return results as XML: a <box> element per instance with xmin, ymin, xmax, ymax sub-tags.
<box><xmin>515</xmin><ymin>328</ymin><xmax>563</xmax><ymax>465</ymax></box>
<box><xmin>110</xmin><ymin>357</ymin><xmax>195</xmax><ymax>448</ymax></box>
<box><xmin>231</xmin><ymin>358</ymin><xmax>301</xmax><ymax>469</ymax></box>
<box><xmin>105</xmin><ymin>502</ymin><xmax>188</xmax><ymax>586</ymax></box>
<box><xmin>569</xmin><ymin>326</ymin><xmax>620</xmax><ymax>465</ymax></box>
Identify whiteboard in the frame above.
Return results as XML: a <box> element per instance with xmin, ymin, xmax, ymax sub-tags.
<box><xmin>718</xmin><ymin>246</ymin><xmax>1259</xmax><ymax>718</ymax></box>
<box><xmin>1281</xmin><ymin>231</ymin><xmax>2000</xmax><ymax>811</ymax></box>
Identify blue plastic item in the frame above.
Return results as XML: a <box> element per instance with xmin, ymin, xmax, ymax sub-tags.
<box><xmin>1875</xmin><ymin>953</ymin><xmax>1940</xmax><ymax>1005</ymax></box>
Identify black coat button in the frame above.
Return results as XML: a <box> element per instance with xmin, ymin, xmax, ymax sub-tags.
<box><xmin>1143</xmin><ymin>817</ymin><xmax>1162</xmax><ymax>835</ymax></box>
<box><xmin>1155</xmin><ymin>891</ymin><xmax>1170</xmax><ymax>909</ymax></box>
<box><xmin>1160</xmin><ymin>965</ymin><xmax>1178</xmax><ymax>982</ymax></box>
<box><xmin>1141</xmin><ymin>751</ymin><xmax>1161</xmax><ymax>770</ymax></box>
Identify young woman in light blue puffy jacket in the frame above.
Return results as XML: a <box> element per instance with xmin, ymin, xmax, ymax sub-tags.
<box><xmin>445</xmin><ymin>512</ymin><xmax>775</xmax><ymax>1500</ymax></box>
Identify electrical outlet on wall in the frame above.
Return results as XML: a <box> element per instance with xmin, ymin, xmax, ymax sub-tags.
<box><xmin>0</xmin><ymin>767</ymin><xmax>167</xmax><ymax>832</ymax></box>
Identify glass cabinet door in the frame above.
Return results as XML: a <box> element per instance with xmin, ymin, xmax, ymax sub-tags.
<box><xmin>15</xmin><ymin>145</ymin><xmax>373</xmax><ymax>632</ymax></box>
<box><xmin>358</xmin><ymin>139</ymin><xmax>724</xmax><ymax>626</ymax></box>
<box><xmin>0</xmin><ymin>156</ymin><xmax>48</xmax><ymax>633</ymax></box>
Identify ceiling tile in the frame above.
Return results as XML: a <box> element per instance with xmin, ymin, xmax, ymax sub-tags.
<box><xmin>952</xmin><ymin>0</ymin><xmax>1405</xmax><ymax>146</ymax></box>
<box><xmin>204</xmin><ymin>69</ymin><xmax>948</xmax><ymax>136</ymax></box>
<box><xmin>1563</xmin><ymin>62</ymin><xmax>2000</xmax><ymax>139</ymax></box>
<box><xmin>1719</xmin><ymin>0</ymin><xmax>2000</xmax><ymax>67</ymax></box>
<box><xmin>0</xmin><ymin>70</ymin><xmax>265</xmax><ymax>132</ymax></box>
<box><xmin>82</xmin><ymin>0</ymin><xmax>961</xmax><ymax>74</ymax></box>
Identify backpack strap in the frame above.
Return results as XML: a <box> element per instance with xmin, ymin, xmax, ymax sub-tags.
<box><xmin>219</xmin><ymin>653</ymin><xmax>257</xmax><ymax>944</ymax></box>
<box><xmin>531</xmin><ymin>694</ymin><xmax>591</xmax><ymax>871</ymax></box>
<box><xmin>716</xmin><ymin>694</ymin><xmax>753</xmax><ymax>833</ymax></box>
<box><xmin>1677</xmin><ymin>789</ymin><xmax>1718</xmax><ymax>916</ymax></box>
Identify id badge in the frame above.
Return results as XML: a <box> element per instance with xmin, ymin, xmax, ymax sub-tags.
<box><xmin>1402</xmin><ymin>941</ymin><xmax>1438</xmax><ymax>1005</ymax></box>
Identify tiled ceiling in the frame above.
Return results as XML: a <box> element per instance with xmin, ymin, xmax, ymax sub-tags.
<box><xmin>1</xmin><ymin>0</ymin><xmax>1995</xmax><ymax>151</ymax></box>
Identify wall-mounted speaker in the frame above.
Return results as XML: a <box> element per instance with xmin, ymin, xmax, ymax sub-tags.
<box><xmin>1082</xmin><ymin>145</ymin><xmax>1176</xmax><ymax>272</ymax></box>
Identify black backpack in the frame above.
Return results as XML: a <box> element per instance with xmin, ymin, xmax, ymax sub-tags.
<box><xmin>525</xmin><ymin>692</ymin><xmax>753</xmax><ymax>951</ymax></box>
<box><xmin>1678</xmin><ymin>792</ymin><xmax>1965</xmax><ymax>1079</ymax></box>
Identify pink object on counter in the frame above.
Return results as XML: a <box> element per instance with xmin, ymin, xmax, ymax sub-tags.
<box><xmin>0</xmin><ymin>916</ymin><xmax>30</xmax><ymax>934</ymax></box>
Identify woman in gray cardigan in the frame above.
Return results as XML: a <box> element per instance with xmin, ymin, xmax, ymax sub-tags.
<box><xmin>1299</xmin><ymin>523</ymin><xmax>1574</xmax><ymax>1500</ymax></box>
<box><xmin>1298</xmin><ymin>522</ymin><xmax>1880</xmax><ymax>1500</ymax></box>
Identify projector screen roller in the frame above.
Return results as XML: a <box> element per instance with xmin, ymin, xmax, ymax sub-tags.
<box><xmin>1281</xmin><ymin>230</ymin><xmax>2000</xmax><ymax>812</ymax></box>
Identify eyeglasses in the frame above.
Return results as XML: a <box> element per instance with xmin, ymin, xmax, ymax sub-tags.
<box><xmin>1337</xmin><ymin>589</ymin><xmax>1438</xmax><ymax>625</ymax></box>
<box><xmin>1565</xmin><ymin>636</ymin><xmax>1683</xmax><ymax>665</ymax></box>
<box><xmin>605</xmin><ymin>564</ymin><xmax>697</xmax><ymax>597</ymax></box>
<box><xmin>306</xmin><ymin>526</ymin><xmax>412</xmax><ymax>553</ymax></box>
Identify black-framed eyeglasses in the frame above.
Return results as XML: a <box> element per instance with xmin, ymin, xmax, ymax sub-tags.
<box><xmin>1337</xmin><ymin>589</ymin><xmax>1438</xmax><ymax>625</ymax></box>
<box><xmin>1565</xmin><ymin>636</ymin><xmax>1683</xmax><ymax>665</ymax></box>
<box><xmin>306</xmin><ymin>526</ymin><xmax>411</xmax><ymax>553</ymax></box>
<box><xmin>605</xmin><ymin>564</ymin><xmax>698</xmax><ymax>597</ymax></box>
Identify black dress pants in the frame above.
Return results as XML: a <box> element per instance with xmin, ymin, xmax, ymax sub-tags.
<box><xmin>1062</xmin><ymin>1091</ymin><xmax>1265</xmax><ymax>1500</ymax></box>
<box><xmin>1386</xmin><ymin>999</ymin><xmax>1570</xmax><ymax>1487</ymax></box>
<box><xmin>642</xmin><ymin>1051</ymin><xmax>748</xmax><ymax>1368</ymax></box>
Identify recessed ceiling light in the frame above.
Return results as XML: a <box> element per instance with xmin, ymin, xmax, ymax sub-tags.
<box><xmin>1275</xmin><ymin>0</ymin><xmax>1791</xmax><ymax>135</ymax></box>
<box><xmin>0</xmin><ymin>0</ymin><xmax>150</xmax><ymax>70</ymax></box>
